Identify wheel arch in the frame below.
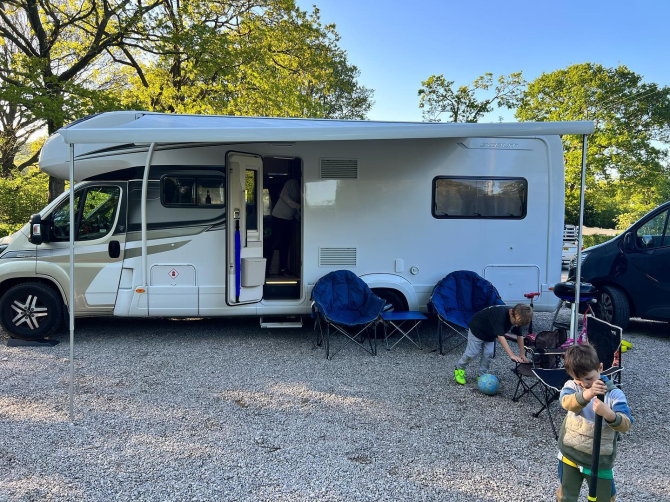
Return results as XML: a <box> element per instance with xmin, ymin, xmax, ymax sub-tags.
<box><xmin>0</xmin><ymin>277</ymin><xmax>67</xmax><ymax>307</ymax></box>
<box><xmin>359</xmin><ymin>273</ymin><xmax>418</xmax><ymax>311</ymax></box>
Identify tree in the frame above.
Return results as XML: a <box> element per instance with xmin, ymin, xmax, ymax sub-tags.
<box><xmin>0</xmin><ymin>0</ymin><xmax>165</xmax><ymax>201</ymax></box>
<box><xmin>516</xmin><ymin>63</ymin><xmax>670</xmax><ymax>228</ymax></box>
<box><xmin>114</xmin><ymin>1</ymin><xmax>372</xmax><ymax>119</ymax></box>
<box><xmin>418</xmin><ymin>72</ymin><xmax>526</xmax><ymax>123</ymax></box>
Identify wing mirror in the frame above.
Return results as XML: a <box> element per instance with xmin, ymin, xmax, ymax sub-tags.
<box><xmin>622</xmin><ymin>231</ymin><xmax>635</xmax><ymax>253</ymax></box>
<box><xmin>28</xmin><ymin>213</ymin><xmax>49</xmax><ymax>245</ymax></box>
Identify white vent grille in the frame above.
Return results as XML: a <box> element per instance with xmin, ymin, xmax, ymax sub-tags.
<box><xmin>319</xmin><ymin>247</ymin><xmax>357</xmax><ymax>267</ymax></box>
<box><xmin>320</xmin><ymin>158</ymin><xmax>358</xmax><ymax>179</ymax></box>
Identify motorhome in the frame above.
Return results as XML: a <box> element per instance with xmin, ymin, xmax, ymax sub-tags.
<box><xmin>0</xmin><ymin>112</ymin><xmax>594</xmax><ymax>338</ymax></box>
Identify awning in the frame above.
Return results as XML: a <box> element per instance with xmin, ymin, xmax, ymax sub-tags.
<box><xmin>59</xmin><ymin>112</ymin><xmax>595</xmax><ymax>144</ymax></box>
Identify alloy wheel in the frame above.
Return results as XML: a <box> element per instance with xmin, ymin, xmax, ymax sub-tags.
<box><xmin>597</xmin><ymin>292</ymin><xmax>614</xmax><ymax>323</ymax></box>
<box><xmin>10</xmin><ymin>294</ymin><xmax>48</xmax><ymax>330</ymax></box>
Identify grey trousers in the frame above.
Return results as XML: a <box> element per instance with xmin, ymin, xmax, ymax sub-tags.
<box><xmin>456</xmin><ymin>330</ymin><xmax>495</xmax><ymax>376</ymax></box>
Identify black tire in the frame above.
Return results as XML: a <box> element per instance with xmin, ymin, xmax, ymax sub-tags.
<box><xmin>0</xmin><ymin>282</ymin><xmax>64</xmax><ymax>339</ymax></box>
<box><xmin>594</xmin><ymin>285</ymin><xmax>630</xmax><ymax>331</ymax></box>
<box><xmin>372</xmin><ymin>288</ymin><xmax>408</xmax><ymax>312</ymax></box>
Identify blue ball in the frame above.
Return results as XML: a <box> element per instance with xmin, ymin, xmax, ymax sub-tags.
<box><xmin>478</xmin><ymin>373</ymin><xmax>500</xmax><ymax>395</ymax></box>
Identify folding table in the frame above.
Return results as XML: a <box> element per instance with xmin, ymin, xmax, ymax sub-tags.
<box><xmin>380</xmin><ymin>311</ymin><xmax>427</xmax><ymax>352</ymax></box>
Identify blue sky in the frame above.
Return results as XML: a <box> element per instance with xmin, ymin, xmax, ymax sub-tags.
<box><xmin>296</xmin><ymin>0</ymin><xmax>670</xmax><ymax>122</ymax></box>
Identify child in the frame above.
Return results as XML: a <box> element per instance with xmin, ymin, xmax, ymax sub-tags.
<box><xmin>557</xmin><ymin>344</ymin><xmax>633</xmax><ymax>502</ymax></box>
<box><xmin>454</xmin><ymin>304</ymin><xmax>532</xmax><ymax>384</ymax></box>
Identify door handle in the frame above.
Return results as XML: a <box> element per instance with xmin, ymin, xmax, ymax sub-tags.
<box><xmin>108</xmin><ymin>240</ymin><xmax>121</xmax><ymax>259</ymax></box>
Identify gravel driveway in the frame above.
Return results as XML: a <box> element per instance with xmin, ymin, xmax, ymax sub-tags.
<box><xmin>1</xmin><ymin>311</ymin><xmax>668</xmax><ymax>501</ymax></box>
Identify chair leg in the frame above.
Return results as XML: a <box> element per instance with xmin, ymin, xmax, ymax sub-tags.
<box><xmin>438</xmin><ymin>321</ymin><xmax>443</xmax><ymax>355</ymax></box>
<box><xmin>325</xmin><ymin>323</ymin><xmax>330</xmax><ymax>360</ymax></box>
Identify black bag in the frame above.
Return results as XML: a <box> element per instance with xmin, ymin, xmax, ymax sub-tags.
<box><xmin>531</xmin><ymin>328</ymin><xmax>568</xmax><ymax>368</ymax></box>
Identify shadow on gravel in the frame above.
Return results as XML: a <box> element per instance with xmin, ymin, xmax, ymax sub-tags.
<box><xmin>626</xmin><ymin>318</ymin><xmax>669</xmax><ymax>339</ymax></box>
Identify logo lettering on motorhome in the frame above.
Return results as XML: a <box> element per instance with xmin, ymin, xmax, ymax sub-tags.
<box><xmin>479</xmin><ymin>142</ymin><xmax>519</xmax><ymax>148</ymax></box>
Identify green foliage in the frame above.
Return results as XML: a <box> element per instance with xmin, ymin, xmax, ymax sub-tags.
<box><xmin>418</xmin><ymin>72</ymin><xmax>526</xmax><ymax>122</ymax></box>
<box><xmin>0</xmin><ymin>167</ymin><xmax>49</xmax><ymax>237</ymax></box>
<box><xmin>516</xmin><ymin>63</ymin><xmax>670</xmax><ymax>229</ymax></box>
<box><xmin>118</xmin><ymin>1</ymin><xmax>372</xmax><ymax>119</ymax></box>
<box><xmin>583</xmin><ymin>234</ymin><xmax>618</xmax><ymax>249</ymax></box>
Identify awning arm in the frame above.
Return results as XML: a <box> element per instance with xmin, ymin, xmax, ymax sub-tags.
<box><xmin>570</xmin><ymin>134</ymin><xmax>588</xmax><ymax>339</ymax></box>
<box><xmin>68</xmin><ymin>144</ymin><xmax>75</xmax><ymax>422</ymax></box>
<box><xmin>141</xmin><ymin>143</ymin><xmax>157</xmax><ymax>288</ymax></box>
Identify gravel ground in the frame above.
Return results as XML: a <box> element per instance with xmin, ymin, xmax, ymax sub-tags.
<box><xmin>1</xmin><ymin>310</ymin><xmax>669</xmax><ymax>501</ymax></box>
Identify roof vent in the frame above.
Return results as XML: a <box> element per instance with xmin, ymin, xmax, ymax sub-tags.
<box><xmin>320</xmin><ymin>158</ymin><xmax>358</xmax><ymax>179</ymax></box>
<box><xmin>319</xmin><ymin>247</ymin><xmax>357</xmax><ymax>267</ymax></box>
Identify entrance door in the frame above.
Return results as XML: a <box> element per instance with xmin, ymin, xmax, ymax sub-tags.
<box><xmin>226</xmin><ymin>153</ymin><xmax>265</xmax><ymax>305</ymax></box>
<box><xmin>36</xmin><ymin>182</ymin><xmax>127</xmax><ymax>313</ymax></box>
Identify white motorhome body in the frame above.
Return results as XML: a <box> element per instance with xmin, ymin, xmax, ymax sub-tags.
<box><xmin>0</xmin><ymin>112</ymin><xmax>594</xmax><ymax>337</ymax></box>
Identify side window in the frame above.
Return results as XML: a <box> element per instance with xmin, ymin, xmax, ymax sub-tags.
<box><xmin>78</xmin><ymin>187</ymin><xmax>121</xmax><ymax>241</ymax></box>
<box><xmin>162</xmin><ymin>177</ymin><xmax>195</xmax><ymax>206</ymax></box>
<box><xmin>433</xmin><ymin>177</ymin><xmax>527</xmax><ymax>219</ymax></box>
<box><xmin>197</xmin><ymin>179</ymin><xmax>225</xmax><ymax>206</ymax></box>
<box><xmin>636</xmin><ymin>210</ymin><xmax>668</xmax><ymax>250</ymax></box>
<box><xmin>51</xmin><ymin>193</ymin><xmax>82</xmax><ymax>241</ymax></box>
<box><xmin>161</xmin><ymin>176</ymin><xmax>225</xmax><ymax>208</ymax></box>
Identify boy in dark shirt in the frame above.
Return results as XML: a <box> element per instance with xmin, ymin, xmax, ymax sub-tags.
<box><xmin>454</xmin><ymin>304</ymin><xmax>532</xmax><ymax>385</ymax></box>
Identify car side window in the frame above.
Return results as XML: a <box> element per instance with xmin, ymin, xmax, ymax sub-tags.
<box><xmin>636</xmin><ymin>210</ymin><xmax>669</xmax><ymax>250</ymax></box>
<box><xmin>51</xmin><ymin>194</ymin><xmax>82</xmax><ymax>241</ymax></box>
<box><xmin>50</xmin><ymin>187</ymin><xmax>120</xmax><ymax>242</ymax></box>
<box><xmin>78</xmin><ymin>187</ymin><xmax>121</xmax><ymax>241</ymax></box>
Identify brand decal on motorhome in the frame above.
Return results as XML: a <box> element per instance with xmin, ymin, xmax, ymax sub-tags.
<box><xmin>479</xmin><ymin>142</ymin><xmax>519</xmax><ymax>149</ymax></box>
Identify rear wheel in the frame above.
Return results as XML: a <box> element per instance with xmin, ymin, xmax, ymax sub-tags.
<box><xmin>0</xmin><ymin>282</ymin><xmax>63</xmax><ymax>339</ymax></box>
<box><xmin>372</xmin><ymin>288</ymin><xmax>408</xmax><ymax>312</ymax></box>
<box><xmin>594</xmin><ymin>285</ymin><xmax>630</xmax><ymax>330</ymax></box>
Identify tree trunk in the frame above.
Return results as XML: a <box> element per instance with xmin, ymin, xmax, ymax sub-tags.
<box><xmin>48</xmin><ymin>176</ymin><xmax>65</xmax><ymax>202</ymax></box>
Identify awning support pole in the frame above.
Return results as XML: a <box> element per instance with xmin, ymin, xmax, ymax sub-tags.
<box><xmin>68</xmin><ymin>143</ymin><xmax>75</xmax><ymax>423</ymax></box>
<box><xmin>570</xmin><ymin>134</ymin><xmax>588</xmax><ymax>340</ymax></box>
<box><xmin>141</xmin><ymin>143</ymin><xmax>157</xmax><ymax>288</ymax></box>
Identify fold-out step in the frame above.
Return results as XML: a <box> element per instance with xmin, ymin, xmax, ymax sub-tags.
<box><xmin>260</xmin><ymin>316</ymin><xmax>303</xmax><ymax>328</ymax></box>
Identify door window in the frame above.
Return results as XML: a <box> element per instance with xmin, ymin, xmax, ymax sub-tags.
<box><xmin>50</xmin><ymin>187</ymin><xmax>120</xmax><ymax>242</ymax></box>
<box><xmin>246</xmin><ymin>169</ymin><xmax>258</xmax><ymax>231</ymax></box>
<box><xmin>636</xmin><ymin>210</ymin><xmax>668</xmax><ymax>250</ymax></box>
<box><xmin>51</xmin><ymin>193</ymin><xmax>82</xmax><ymax>241</ymax></box>
<box><xmin>78</xmin><ymin>187</ymin><xmax>121</xmax><ymax>241</ymax></box>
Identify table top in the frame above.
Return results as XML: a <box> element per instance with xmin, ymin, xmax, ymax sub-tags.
<box><xmin>381</xmin><ymin>311</ymin><xmax>427</xmax><ymax>321</ymax></box>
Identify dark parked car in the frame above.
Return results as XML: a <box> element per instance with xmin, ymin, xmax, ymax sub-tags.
<box><xmin>569</xmin><ymin>201</ymin><xmax>670</xmax><ymax>330</ymax></box>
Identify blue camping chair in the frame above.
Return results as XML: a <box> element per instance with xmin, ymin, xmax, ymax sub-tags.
<box><xmin>311</xmin><ymin>270</ymin><xmax>386</xmax><ymax>359</ymax></box>
<box><xmin>428</xmin><ymin>270</ymin><xmax>505</xmax><ymax>355</ymax></box>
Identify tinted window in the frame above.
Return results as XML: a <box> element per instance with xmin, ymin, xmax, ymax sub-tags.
<box><xmin>636</xmin><ymin>210</ymin><xmax>668</xmax><ymax>250</ymax></box>
<box><xmin>433</xmin><ymin>177</ymin><xmax>527</xmax><ymax>219</ymax></box>
<box><xmin>162</xmin><ymin>176</ymin><xmax>226</xmax><ymax>208</ymax></box>
<box><xmin>163</xmin><ymin>177</ymin><xmax>195</xmax><ymax>206</ymax></box>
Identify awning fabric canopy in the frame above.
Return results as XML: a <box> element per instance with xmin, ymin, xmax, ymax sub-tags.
<box><xmin>59</xmin><ymin>112</ymin><xmax>595</xmax><ymax>145</ymax></box>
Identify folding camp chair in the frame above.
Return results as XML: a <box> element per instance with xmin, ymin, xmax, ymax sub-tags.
<box><xmin>584</xmin><ymin>314</ymin><xmax>623</xmax><ymax>387</ymax></box>
<box><xmin>428</xmin><ymin>270</ymin><xmax>504</xmax><ymax>355</ymax></box>
<box><xmin>311</xmin><ymin>270</ymin><xmax>386</xmax><ymax>360</ymax></box>
<box><xmin>512</xmin><ymin>365</ymin><xmax>571</xmax><ymax>439</ymax></box>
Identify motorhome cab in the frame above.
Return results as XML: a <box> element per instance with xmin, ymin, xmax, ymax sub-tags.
<box><xmin>0</xmin><ymin>112</ymin><xmax>594</xmax><ymax>338</ymax></box>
